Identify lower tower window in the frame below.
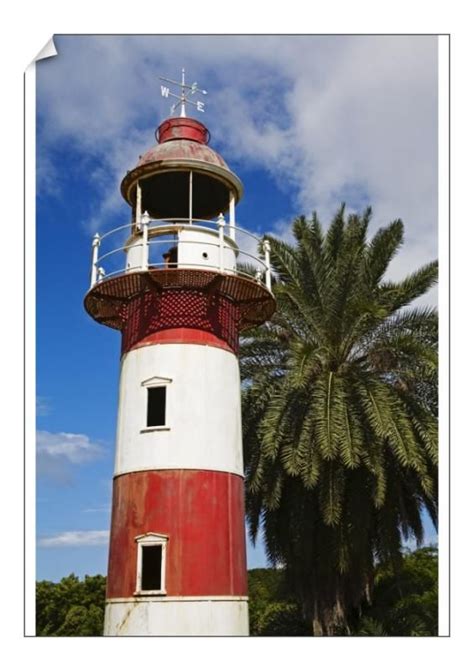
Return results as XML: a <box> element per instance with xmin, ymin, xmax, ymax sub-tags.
<box><xmin>135</xmin><ymin>533</ymin><xmax>168</xmax><ymax>596</ymax></box>
<box><xmin>141</xmin><ymin>545</ymin><xmax>163</xmax><ymax>590</ymax></box>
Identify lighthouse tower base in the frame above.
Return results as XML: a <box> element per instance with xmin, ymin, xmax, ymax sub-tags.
<box><xmin>104</xmin><ymin>599</ymin><xmax>249</xmax><ymax>636</ymax></box>
<box><xmin>103</xmin><ymin>338</ymin><xmax>249</xmax><ymax>636</ymax></box>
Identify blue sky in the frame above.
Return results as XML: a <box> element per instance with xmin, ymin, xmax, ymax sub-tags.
<box><xmin>36</xmin><ymin>35</ymin><xmax>438</xmax><ymax>582</ymax></box>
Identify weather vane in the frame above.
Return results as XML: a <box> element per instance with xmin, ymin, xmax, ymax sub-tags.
<box><xmin>159</xmin><ymin>68</ymin><xmax>208</xmax><ymax>118</ymax></box>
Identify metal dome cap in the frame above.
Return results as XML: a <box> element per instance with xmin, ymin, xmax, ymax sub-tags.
<box><xmin>155</xmin><ymin>117</ymin><xmax>211</xmax><ymax>144</ymax></box>
<box><xmin>120</xmin><ymin>117</ymin><xmax>243</xmax><ymax>221</ymax></box>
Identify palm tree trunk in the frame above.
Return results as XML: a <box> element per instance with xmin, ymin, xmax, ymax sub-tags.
<box><xmin>312</xmin><ymin>618</ymin><xmax>324</xmax><ymax>636</ymax></box>
<box><xmin>311</xmin><ymin>596</ymin><xmax>349</xmax><ymax>636</ymax></box>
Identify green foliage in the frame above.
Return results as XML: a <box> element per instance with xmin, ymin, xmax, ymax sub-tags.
<box><xmin>36</xmin><ymin>574</ymin><xmax>106</xmax><ymax>636</ymax></box>
<box><xmin>242</xmin><ymin>207</ymin><xmax>438</xmax><ymax>635</ymax></box>
<box><xmin>257</xmin><ymin>603</ymin><xmax>310</xmax><ymax>636</ymax></box>
<box><xmin>36</xmin><ymin>550</ymin><xmax>436</xmax><ymax>636</ymax></box>
<box><xmin>248</xmin><ymin>568</ymin><xmax>311</xmax><ymax>636</ymax></box>
<box><xmin>353</xmin><ymin>546</ymin><xmax>438</xmax><ymax>636</ymax></box>
<box><xmin>355</xmin><ymin>617</ymin><xmax>387</xmax><ymax>636</ymax></box>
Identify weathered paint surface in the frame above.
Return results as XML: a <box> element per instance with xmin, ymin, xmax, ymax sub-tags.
<box><xmin>106</xmin><ymin>469</ymin><xmax>247</xmax><ymax>598</ymax></box>
<box><xmin>114</xmin><ymin>342</ymin><xmax>243</xmax><ymax>476</ymax></box>
<box><xmin>137</xmin><ymin>138</ymin><xmax>227</xmax><ymax>169</ymax></box>
<box><xmin>104</xmin><ymin>598</ymin><xmax>249</xmax><ymax>636</ymax></box>
<box><xmin>157</xmin><ymin>117</ymin><xmax>210</xmax><ymax>145</ymax></box>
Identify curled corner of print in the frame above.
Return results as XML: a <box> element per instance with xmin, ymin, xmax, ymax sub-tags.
<box><xmin>31</xmin><ymin>36</ymin><xmax>58</xmax><ymax>66</ymax></box>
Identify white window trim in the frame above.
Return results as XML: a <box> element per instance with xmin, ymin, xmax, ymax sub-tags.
<box><xmin>141</xmin><ymin>376</ymin><xmax>172</xmax><ymax>431</ymax></box>
<box><xmin>134</xmin><ymin>532</ymin><xmax>168</xmax><ymax>596</ymax></box>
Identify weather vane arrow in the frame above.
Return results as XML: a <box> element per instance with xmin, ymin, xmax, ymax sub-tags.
<box><xmin>159</xmin><ymin>68</ymin><xmax>208</xmax><ymax>118</ymax></box>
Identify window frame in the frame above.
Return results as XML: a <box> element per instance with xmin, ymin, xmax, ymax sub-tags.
<box><xmin>134</xmin><ymin>532</ymin><xmax>168</xmax><ymax>596</ymax></box>
<box><xmin>140</xmin><ymin>376</ymin><xmax>172</xmax><ymax>433</ymax></box>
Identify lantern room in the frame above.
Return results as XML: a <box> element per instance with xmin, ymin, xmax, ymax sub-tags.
<box><xmin>121</xmin><ymin>117</ymin><xmax>243</xmax><ymax>223</ymax></box>
<box><xmin>85</xmin><ymin>116</ymin><xmax>275</xmax><ymax>333</ymax></box>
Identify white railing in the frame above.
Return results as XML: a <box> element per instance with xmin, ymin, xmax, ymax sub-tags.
<box><xmin>89</xmin><ymin>214</ymin><xmax>272</xmax><ymax>292</ymax></box>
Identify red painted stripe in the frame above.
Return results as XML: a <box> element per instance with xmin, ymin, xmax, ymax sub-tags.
<box><xmin>106</xmin><ymin>470</ymin><xmax>247</xmax><ymax>599</ymax></box>
<box><xmin>128</xmin><ymin>327</ymin><xmax>235</xmax><ymax>354</ymax></box>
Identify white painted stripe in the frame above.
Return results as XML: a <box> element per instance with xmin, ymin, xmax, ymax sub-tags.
<box><xmin>104</xmin><ymin>599</ymin><xmax>249</xmax><ymax>636</ymax></box>
<box><xmin>115</xmin><ymin>343</ymin><xmax>244</xmax><ymax>477</ymax></box>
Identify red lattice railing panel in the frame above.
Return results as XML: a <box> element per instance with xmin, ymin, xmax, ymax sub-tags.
<box><xmin>121</xmin><ymin>289</ymin><xmax>240</xmax><ymax>354</ymax></box>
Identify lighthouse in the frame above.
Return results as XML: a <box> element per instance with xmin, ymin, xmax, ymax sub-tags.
<box><xmin>84</xmin><ymin>74</ymin><xmax>275</xmax><ymax>636</ymax></box>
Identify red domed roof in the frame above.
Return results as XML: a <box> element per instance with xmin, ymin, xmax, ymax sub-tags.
<box><xmin>137</xmin><ymin>138</ymin><xmax>229</xmax><ymax>171</ymax></box>
<box><xmin>120</xmin><ymin>117</ymin><xmax>243</xmax><ymax>216</ymax></box>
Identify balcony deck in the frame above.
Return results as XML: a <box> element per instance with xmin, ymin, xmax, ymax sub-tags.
<box><xmin>84</xmin><ymin>217</ymin><xmax>275</xmax><ymax>331</ymax></box>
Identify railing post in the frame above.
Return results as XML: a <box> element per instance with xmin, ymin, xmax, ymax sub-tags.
<box><xmin>189</xmin><ymin>170</ymin><xmax>193</xmax><ymax>225</ymax></box>
<box><xmin>218</xmin><ymin>213</ymin><xmax>225</xmax><ymax>272</ymax></box>
<box><xmin>263</xmin><ymin>239</ymin><xmax>271</xmax><ymax>291</ymax></box>
<box><xmin>90</xmin><ymin>233</ymin><xmax>100</xmax><ymax>288</ymax></box>
<box><xmin>141</xmin><ymin>210</ymin><xmax>150</xmax><ymax>270</ymax></box>
<box><xmin>229</xmin><ymin>192</ymin><xmax>236</xmax><ymax>241</ymax></box>
<box><xmin>136</xmin><ymin>181</ymin><xmax>142</xmax><ymax>227</ymax></box>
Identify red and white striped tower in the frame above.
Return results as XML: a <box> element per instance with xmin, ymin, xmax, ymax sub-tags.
<box><xmin>84</xmin><ymin>94</ymin><xmax>275</xmax><ymax>635</ymax></box>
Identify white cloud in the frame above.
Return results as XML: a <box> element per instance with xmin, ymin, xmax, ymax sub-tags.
<box><xmin>36</xmin><ymin>430</ymin><xmax>103</xmax><ymax>484</ymax></box>
<box><xmin>38</xmin><ymin>530</ymin><xmax>109</xmax><ymax>547</ymax></box>
<box><xmin>37</xmin><ymin>35</ymin><xmax>438</xmax><ymax>301</ymax></box>
<box><xmin>37</xmin><ymin>430</ymin><xmax>102</xmax><ymax>463</ymax></box>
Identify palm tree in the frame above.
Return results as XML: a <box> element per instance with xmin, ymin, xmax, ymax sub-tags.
<box><xmin>241</xmin><ymin>206</ymin><xmax>438</xmax><ymax>636</ymax></box>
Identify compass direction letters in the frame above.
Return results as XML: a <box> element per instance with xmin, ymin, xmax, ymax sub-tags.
<box><xmin>159</xmin><ymin>69</ymin><xmax>208</xmax><ymax>117</ymax></box>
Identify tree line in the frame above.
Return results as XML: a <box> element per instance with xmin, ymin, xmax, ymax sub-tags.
<box><xmin>36</xmin><ymin>547</ymin><xmax>437</xmax><ymax>636</ymax></box>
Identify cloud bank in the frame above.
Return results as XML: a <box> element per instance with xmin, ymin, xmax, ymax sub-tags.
<box><xmin>37</xmin><ymin>35</ymin><xmax>438</xmax><ymax>302</ymax></box>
